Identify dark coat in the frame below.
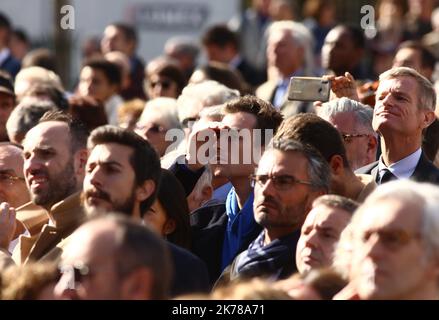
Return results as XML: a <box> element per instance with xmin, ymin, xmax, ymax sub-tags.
<box><xmin>190</xmin><ymin>203</ymin><xmax>262</xmax><ymax>286</ymax></box>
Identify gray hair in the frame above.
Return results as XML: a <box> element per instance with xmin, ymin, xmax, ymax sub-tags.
<box><xmin>139</xmin><ymin>97</ymin><xmax>182</xmax><ymax>130</ymax></box>
<box><xmin>164</xmin><ymin>36</ymin><xmax>200</xmax><ymax>60</ymax></box>
<box><xmin>351</xmin><ymin>180</ymin><xmax>439</xmax><ymax>261</ymax></box>
<box><xmin>190</xmin><ymin>165</ymin><xmax>212</xmax><ymax>202</ymax></box>
<box><xmin>319</xmin><ymin>97</ymin><xmax>375</xmax><ymax>135</ymax></box>
<box><xmin>379</xmin><ymin>67</ymin><xmax>436</xmax><ymax>112</ymax></box>
<box><xmin>6</xmin><ymin>97</ymin><xmax>58</xmax><ymax>143</ymax></box>
<box><xmin>271</xmin><ymin>138</ymin><xmax>331</xmax><ymax>192</ymax></box>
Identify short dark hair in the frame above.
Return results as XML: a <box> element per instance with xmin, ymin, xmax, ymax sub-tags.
<box><xmin>224</xmin><ymin>95</ymin><xmax>284</xmax><ymax>145</ymax></box>
<box><xmin>110</xmin><ymin>23</ymin><xmax>137</xmax><ymax>44</ymax></box>
<box><xmin>148</xmin><ymin>62</ymin><xmax>187</xmax><ymax>97</ymax></box>
<box><xmin>39</xmin><ymin>111</ymin><xmax>89</xmax><ymax>152</ymax></box>
<box><xmin>397</xmin><ymin>40</ymin><xmax>437</xmax><ymax>71</ymax></box>
<box><xmin>275</xmin><ymin>113</ymin><xmax>350</xmax><ymax>168</ymax></box>
<box><xmin>101</xmin><ymin>214</ymin><xmax>173</xmax><ymax>299</ymax></box>
<box><xmin>83</xmin><ymin>58</ymin><xmax>122</xmax><ymax>86</ymax></box>
<box><xmin>87</xmin><ymin>125</ymin><xmax>161</xmax><ymax>213</ymax></box>
<box><xmin>202</xmin><ymin>24</ymin><xmax>239</xmax><ymax>50</ymax></box>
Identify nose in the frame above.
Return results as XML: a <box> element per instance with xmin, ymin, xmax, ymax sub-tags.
<box><xmin>87</xmin><ymin>166</ymin><xmax>103</xmax><ymax>189</ymax></box>
<box><xmin>24</xmin><ymin>154</ymin><xmax>43</xmax><ymax>174</ymax></box>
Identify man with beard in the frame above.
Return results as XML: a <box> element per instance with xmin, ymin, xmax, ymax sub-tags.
<box><xmin>0</xmin><ymin>111</ymin><xmax>88</xmax><ymax>265</ymax></box>
<box><xmin>82</xmin><ymin>125</ymin><xmax>209</xmax><ymax>297</ymax></box>
<box><xmin>217</xmin><ymin>139</ymin><xmax>330</xmax><ymax>283</ymax></box>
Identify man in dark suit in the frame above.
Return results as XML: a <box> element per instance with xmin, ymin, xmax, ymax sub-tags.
<box><xmin>201</xmin><ymin>24</ymin><xmax>266</xmax><ymax>87</ymax></box>
<box><xmin>0</xmin><ymin>12</ymin><xmax>20</xmax><ymax>78</ymax></box>
<box><xmin>356</xmin><ymin>67</ymin><xmax>439</xmax><ymax>184</ymax></box>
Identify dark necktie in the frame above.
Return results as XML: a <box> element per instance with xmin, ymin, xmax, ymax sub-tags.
<box><xmin>379</xmin><ymin>168</ymin><xmax>397</xmax><ymax>184</ymax></box>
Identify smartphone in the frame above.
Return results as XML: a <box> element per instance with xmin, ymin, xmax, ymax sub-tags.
<box><xmin>287</xmin><ymin>77</ymin><xmax>331</xmax><ymax>102</ymax></box>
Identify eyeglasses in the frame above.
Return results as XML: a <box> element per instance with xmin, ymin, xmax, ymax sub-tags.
<box><xmin>341</xmin><ymin>133</ymin><xmax>370</xmax><ymax>143</ymax></box>
<box><xmin>135</xmin><ymin>123</ymin><xmax>166</xmax><ymax>134</ymax></box>
<box><xmin>0</xmin><ymin>173</ymin><xmax>25</xmax><ymax>185</ymax></box>
<box><xmin>249</xmin><ymin>174</ymin><xmax>313</xmax><ymax>191</ymax></box>
<box><xmin>360</xmin><ymin>229</ymin><xmax>421</xmax><ymax>250</ymax></box>
<box><xmin>148</xmin><ymin>79</ymin><xmax>173</xmax><ymax>90</ymax></box>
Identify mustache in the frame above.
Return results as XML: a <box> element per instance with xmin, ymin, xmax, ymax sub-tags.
<box><xmin>84</xmin><ymin>188</ymin><xmax>111</xmax><ymax>202</ymax></box>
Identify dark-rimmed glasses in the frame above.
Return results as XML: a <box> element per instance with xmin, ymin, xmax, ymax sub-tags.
<box><xmin>249</xmin><ymin>174</ymin><xmax>313</xmax><ymax>191</ymax></box>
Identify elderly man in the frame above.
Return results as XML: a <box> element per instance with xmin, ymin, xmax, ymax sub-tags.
<box><xmin>356</xmin><ymin>67</ymin><xmax>439</xmax><ymax>185</ymax></box>
<box><xmin>296</xmin><ymin>194</ymin><xmax>358</xmax><ymax>275</ymax></box>
<box><xmin>218</xmin><ymin>139</ymin><xmax>330</xmax><ymax>283</ymax></box>
<box><xmin>318</xmin><ymin>97</ymin><xmax>377</xmax><ymax>171</ymax></box>
<box><xmin>256</xmin><ymin>21</ymin><xmax>314</xmax><ymax>117</ymax></box>
<box><xmin>55</xmin><ymin>214</ymin><xmax>172</xmax><ymax>300</ymax></box>
<box><xmin>347</xmin><ymin>180</ymin><xmax>439</xmax><ymax>300</ymax></box>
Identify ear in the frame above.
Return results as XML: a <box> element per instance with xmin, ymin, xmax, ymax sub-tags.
<box><xmin>163</xmin><ymin>218</ymin><xmax>176</xmax><ymax>236</ymax></box>
<box><xmin>329</xmin><ymin>155</ymin><xmax>344</xmax><ymax>176</ymax></box>
<box><xmin>421</xmin><ymin>111</ymin><xmax>436</xmax><ymax>129</ymax></box>
<box><xmin>366</xmin><ymin>135</ymin><xmax>378</xmax><ymax>162</ymax></box>
<box><xmin>120</xmin><ymin>268</ymin><xmax>153</xmax><ymax>300</ymax></box>
<box><xmin>73</xmin><ymin>149</ymin><xmax>89</xmax><ymax>176</ymax></box>
<box><xmin>135</xmin><ymin>180</ymin><xmax>156</xmax><ymax>202</ymax></box>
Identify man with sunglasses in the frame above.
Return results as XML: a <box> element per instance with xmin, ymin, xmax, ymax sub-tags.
<box><xmin>217</xmin><ymin>139</ymin><xmax>330</xmax><ymax>283</ymax></box>
<box><xmin>345</xmin><ymin>180</ymin><xmax>439</xmax><ymax>300</ymax></box>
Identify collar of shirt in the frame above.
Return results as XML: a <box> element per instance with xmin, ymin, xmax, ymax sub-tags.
<box><xmin>0</xmin><ymin>48</ymin><xmax>10</xmax><ymax>66</ymax></box>
<box><xmin>229</xmin><ymin>54</ymin><xmax>242</xmax><ymax>69</ymax></box>
<box><xmin>378</xmin><ymin>148</ymin><xmax>422</xmax><ymax>179</ymax></box>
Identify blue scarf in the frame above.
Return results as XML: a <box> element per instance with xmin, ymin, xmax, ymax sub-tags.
<box><xmin>221</xmin><ymin>188</ymin><xmax>256</xmax><ymax>270</ymax></box>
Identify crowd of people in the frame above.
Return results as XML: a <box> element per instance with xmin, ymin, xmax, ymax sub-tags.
<box><xmin>1</xmin><ymin>0</ymin><xmax>439</xmax><ymax>300</ymax></box>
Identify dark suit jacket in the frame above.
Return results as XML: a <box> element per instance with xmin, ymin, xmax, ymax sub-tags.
<box><xmin>355</xmin><ymin>152</ymin><xmax>439</xmax><ymax>185</ymax></box>
<box><xmin>168</xmin><ymin>242</ymin><xmax>210</xmax><ymax>297</ymax></box>
<box><xmin>190</xmin><ymin>203</ymin><xmax>262</xmax><ymax>286</ymax></box>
